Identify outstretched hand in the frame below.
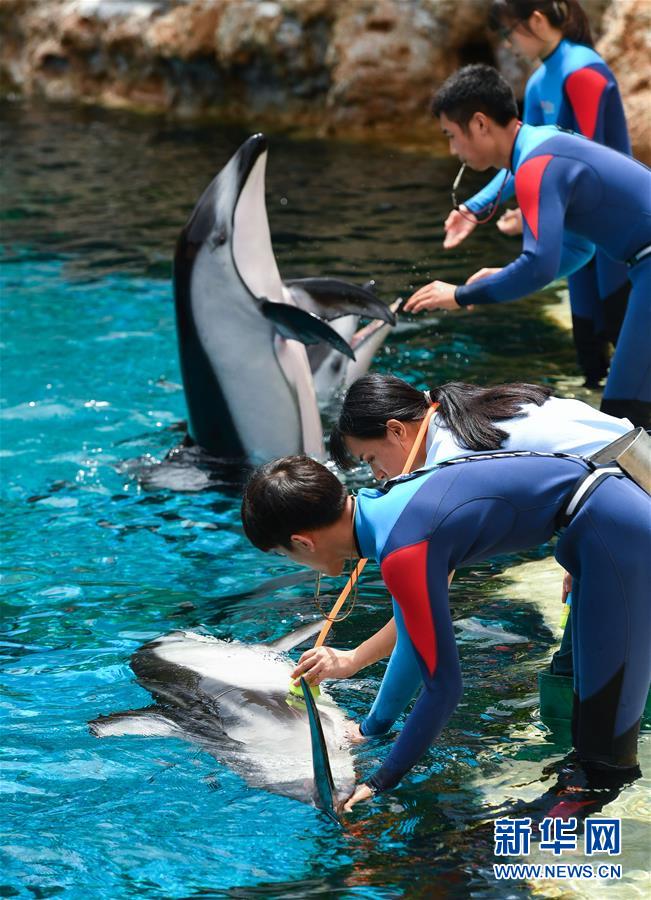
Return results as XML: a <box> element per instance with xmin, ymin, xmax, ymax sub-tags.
<box><xmin>443</xmin><ymin>206</ymin><xmax>478</xmax><ymax>249</ymax></box>
<box><xmin>496</xmin><ymin>207</ymin><xmax>523</xmax><ymax>236</ymax></box>
<box><xmin>403</xmin><ymin>280</ymin><xmax>460</xmax><ymax>313</ymax></box>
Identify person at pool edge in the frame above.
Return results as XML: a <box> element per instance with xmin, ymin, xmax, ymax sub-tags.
<box><xmin>241</xmin><ymin>453</ymin><xmax>651</xmax><ymax>812</ymax></box>
<box><xmin>290</xmin><ymin>374</ymin><xmax>633</xmax><ymax>692</ymax></box>
<box><xmin>404</xmin><ymin>64</ymin><xmax>651</xmax><ymax>428</ymax></box>
<box><xmin>448</xmin><ymin>0</ymin><xmax>633</xmax><ymax>392</ymax></box>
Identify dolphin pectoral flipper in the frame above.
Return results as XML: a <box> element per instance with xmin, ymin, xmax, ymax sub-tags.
<box><xmin>300</xmin><ymin>677</ymin><xmax>341</xmax><ymax>825</ymax></box>
<box><xmin>89</xmin><ymin>706</ymin><xmax>181</xmax><ymax>738</ymax></box>
<box><xmin>286</xmin><ymin>278</ymin><xmax>396</xmax><ymax>325</ymax></box>
<box><xmin>261</xmin><ymin>301</ymin><xmax>355</xmax><ymax>361</ymax></box>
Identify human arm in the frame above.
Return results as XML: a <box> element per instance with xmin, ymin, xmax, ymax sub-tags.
<box><xmin>367</xmin><ymin>549</ymin><xmax>462</xmax><ymax>794</ymax></box>
<box><xmin>291</xmin><ymin>617</ymin><xmax>397</xmax><ymax>685</ymax></box>
<box><xmin>464</xmin><ymin>170</ymin><xmax>515</xmax><ymax>217</ymax></box>
<box><xmin>455</xmin><ymin>154</ymin><xmax>583</xmax><ymax>306</ymax></box>
<box><xmin>360</xmin><ymin>601</ymin><xmax>423</xmax><ymax>736</ymax></box>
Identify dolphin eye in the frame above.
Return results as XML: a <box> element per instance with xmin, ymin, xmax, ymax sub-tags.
<box><xmin>210</xmin><ymin>230</ymin><xmax>228</xmax><ymax>249</ymax></box>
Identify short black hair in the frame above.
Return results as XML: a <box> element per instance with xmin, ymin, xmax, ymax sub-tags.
<box><xmin>432</xmin><ymin>64</ymin><xmax>518</xmax><ymax>129</ymax></box>
<box><xmin>241</xmin><ymin>455</ymin><xmax>348</xmax><ymax>552</ymax></box>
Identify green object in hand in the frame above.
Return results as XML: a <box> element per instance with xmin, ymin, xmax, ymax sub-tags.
<box><xmin>286</xmin><ymin>679</ymin><xmax>320</xmax><ymax>709</ymax></box>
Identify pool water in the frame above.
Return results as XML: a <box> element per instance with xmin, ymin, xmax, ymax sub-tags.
<box><xmin>1</xmin><ymin>101</ymin><xmax>648</xmax><ymax>899</ymax></box>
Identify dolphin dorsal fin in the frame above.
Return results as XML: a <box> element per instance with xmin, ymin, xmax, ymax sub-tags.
<box><xmin>268</xmin><ymin>619</ymin><xmax>327</xmax><ymax>653</ymax></box>
<box><xmin>300</xmin><ymin>677</ymin><xmax>340</xmax><ymax>825</ymax></box>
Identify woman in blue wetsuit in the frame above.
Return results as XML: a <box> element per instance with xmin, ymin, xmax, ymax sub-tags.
<box><xmin>443</xmin><ymin>0</ymin><xmax>632</xmax><ymax>389</ymax></box>
<box><xmin>241</xmin><ymin>454</ymin><xmax>651</xmax><ymax>812</ymax></box>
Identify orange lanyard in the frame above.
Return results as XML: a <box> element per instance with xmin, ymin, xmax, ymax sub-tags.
<box><xmin>313</xmin><ymin>403</ymin><xmax>439</xmax><ymax>648</ymax></box>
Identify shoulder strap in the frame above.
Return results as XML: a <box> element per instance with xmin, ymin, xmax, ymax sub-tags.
<box><xmin>381</xmin><ymin>449</ymin><xmax>591</xmax><ymax>494</ymax></box>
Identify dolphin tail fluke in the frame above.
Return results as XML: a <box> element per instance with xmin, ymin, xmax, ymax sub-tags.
<box><xmin>300</xmin><ymin>677</ymin><xmax>341</xmax><ymax>825</ymax></box>
<box><xmin>261</xmin><ymin>301</ymin><xmax>355</xmax><ymax>360</ymax></box>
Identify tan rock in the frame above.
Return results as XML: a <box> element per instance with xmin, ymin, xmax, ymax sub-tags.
<box><xmin>0</xmin><ymin>0</ymin><xmax>648</xmax><ymax>160</ymax></box>
<box><xmin>598</xmin><ymin>0</ymin><xmax>651</xmax><ymax>163</ymax></box>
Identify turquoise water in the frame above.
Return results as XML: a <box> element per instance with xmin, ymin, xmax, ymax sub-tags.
<box><xmin>2</xmin><ymin>102</ymin><xmax>648</xmax><ymax>898</ymax></box>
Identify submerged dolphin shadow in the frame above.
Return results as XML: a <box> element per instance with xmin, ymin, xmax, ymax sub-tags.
<box><xmin>89</xmin><ymin>621</ymin><xmax>355</xmax><ymax>821</ymax></box>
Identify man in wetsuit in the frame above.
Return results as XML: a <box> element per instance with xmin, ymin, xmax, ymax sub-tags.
<box><xmin>241</xmin><ymin>453</ymin><xmax>651</xmax><ymax>812</ymax></box>
<box><xmin>404</xmin><ymin>64</ymin><xmax>651</xmax><ymax>427</ymax></box>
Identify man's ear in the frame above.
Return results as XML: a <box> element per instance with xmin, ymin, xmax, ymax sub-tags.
<box><xmin>290</xmin><ymin>533</ymin><xmax>316</xmax><ymax>552</ymax></box>
<box><xmin>471</xmin><ymin>112</ymin><xmax>490</xmax><ymax>135</ymax></box>
<box><xmin>385</xmin><ymin>418</ymin><xmax>408</xmax><ymax>441</ymax></box>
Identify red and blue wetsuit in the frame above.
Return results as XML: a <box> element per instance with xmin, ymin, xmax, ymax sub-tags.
<box><xmin>457</xmin><ymin>124</ymin><xmax>651</xmax><ymax>427</ymax></box>
<box><xmin>464</xmin><ymin>39</ymin><xmax>632</xmax><ymax>386</ymax></box>
<box><xmin>353</xmin><ymin>453</ymin><xmax>651</xmax><ymax>793</ymax></box>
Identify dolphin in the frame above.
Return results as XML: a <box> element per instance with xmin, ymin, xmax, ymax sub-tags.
<box><xmin>173</xmin><ymin>132</ymin><xmax>396</xmax><ymax>463</ymax></box>
<box><xmin>88</xmin><ymin>623</ymin><xmax>355</xmax><ymax>817</ymax></box>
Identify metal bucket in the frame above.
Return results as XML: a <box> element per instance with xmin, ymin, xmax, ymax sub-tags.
<box><xmin>589</xmin><ymin>426</ymin><xmax>651</xmax><ymax>494</ymax></box>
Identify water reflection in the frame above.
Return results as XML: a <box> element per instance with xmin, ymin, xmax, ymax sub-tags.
<box><xmin>1</xmin><ymin>101</ymin><xmax>647</xmax><ymax>899</ymax></box>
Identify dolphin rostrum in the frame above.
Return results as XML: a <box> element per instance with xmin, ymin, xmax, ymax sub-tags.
<box><xmin>89</xmin><ymin>624</ymin><xmax>355</xmax><ymax>817</ymax></box>
<box><xmin>173</xmin><ymin>133</ymin><xmax>395</xmax><ymax>463</ymax></box>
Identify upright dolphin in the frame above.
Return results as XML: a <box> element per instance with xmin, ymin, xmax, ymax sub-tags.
<box><xmin>89</xmin><ymin>624</ymin><xmax>355</xmax><ymax>814</ymax></box>
<box><xmin>173</xmin><ymin>133</ymin><xmax>395</xmax><ymax>463</ymax></box>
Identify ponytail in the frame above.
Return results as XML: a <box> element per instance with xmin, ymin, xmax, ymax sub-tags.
<box><xmin>490</xmin><ymin>0</ymin><xmax>593</xmax><ymax>47</ymax></box>
<box><xmin>429</xmin><ymin>381</ymin><xmax>553</xmax><ymax>451</ymax></box>
<box><xmin>329</xmin><ymin>374</ymin><xmax>553</xmax><ymax>469</ymax></box>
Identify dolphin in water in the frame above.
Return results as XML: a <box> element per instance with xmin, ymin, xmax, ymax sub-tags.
<box><xmin>89</xmin><ymin>623</ymin><xmax>355</xmax><ymax>818</ymax></box>
<box><xmin>173</xmin><ymin>132</ymin><xmax>396</xmax><ymax>463</ymax></box>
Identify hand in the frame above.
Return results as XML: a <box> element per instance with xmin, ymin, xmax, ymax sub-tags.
<box><xmin>497</xmin><ymin>207</ymin><xmax>523</xmax><ymax>236</ymax></box>
<box><xmin>291</xmin><ymin>646</ymin><xmax>356</xmax><ymax>686</ymax></box>
<box><xmin>340</xmin><ymin>783</ymin><xmax>374</xmax><ymax>814</ymax></box>
<box><xmin>561</xmin><ymin>571</ymin><xmax>572</xmax><ymax>604</ymax></box>
<box><xmin>403</xmin><ymin>281</ymin><xmax>460</xmax><ymax>313</ymax></box>
<box><xmin>443</xmin><ymin>206</ymin><xmax>477</xmax><ymax>249</ymax></box>
<box><xmin>344</xmin><ymin>721</ymin><xmax>365</xmax><ymax>744</ymax></box>
<box><xmin>465</xmin><ymin>267</ymin><xmax>503</xmax><ymax>285</ymax></box>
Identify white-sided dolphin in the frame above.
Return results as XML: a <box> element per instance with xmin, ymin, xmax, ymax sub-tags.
<box><xmin>173</xmin><ymin>133</ymin><xmax>395</xmax><ymax>463</ymax></box>
<box><xmin>89</xmin><ymin>623</ymin><xmax>355</xmax><ymax>817</ymax></box>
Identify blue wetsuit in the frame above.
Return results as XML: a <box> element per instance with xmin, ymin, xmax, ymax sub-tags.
<box><xmin>457</xmin><ymin>124</ymin><xmax>651</xmax><ymax>427</ymax></box>
<box><xmin>354</xmin><ymin>454</ymin><xmax>651</xmax><ymax>793</ymax></box>
<box><xmin>465</xmin><ymin>40</ymin><xmax>632</xmax><ymax>386</ymax></box>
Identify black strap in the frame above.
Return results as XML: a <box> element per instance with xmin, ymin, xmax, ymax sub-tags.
<box><xmin>381</xmin><ymin>449</ymin><xmax>592</xmax><ymax>495</ymax></box>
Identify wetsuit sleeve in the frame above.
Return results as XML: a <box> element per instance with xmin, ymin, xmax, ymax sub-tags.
<box><xmin>522</xmin><ymin>74</ymin><xmax>545</xmax><ymax>127</ymax></box>
<box><xmin>367</xmin><ymin>545</ymin><xmax>463</xmax><ymax>793</ymax></box>
<box><xmin>563</xmin><ymin>65</ymin><xmax>631</xmax><ymax>154</ymax></box>
<box><xmin>455</xmin><ymin>154</ymin><xmax>590</xmax><ymax>306</ymax></box>
<box><xmin>360</xmin><ymin>600</ymin><xmax>422</xmax><ymax>737</ymax></box>
<box><xmin>464</xmin><ymin>170</ymin><xmax>515</xmax><ymax>216</ymax></box>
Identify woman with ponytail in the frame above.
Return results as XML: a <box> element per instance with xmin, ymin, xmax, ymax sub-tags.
<box><xmin>444</xmin><ymin>0</ymin><xmax>632</xmax><ymax>392</ymax></box>
<box><xmin>329</xmin><ymin>373</ymin><xmax>631</xmax><ymax>480</ymax></box>
<box><xmin>290</xmin><ymin>373</ymin><xmax>633</xmax><ymax>698</ymax></box>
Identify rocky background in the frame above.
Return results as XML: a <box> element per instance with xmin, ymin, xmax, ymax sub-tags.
<box><xmin>1</xmin><ymin>0</ymin><xmax>649</xmax><ymax>159</ymax></box>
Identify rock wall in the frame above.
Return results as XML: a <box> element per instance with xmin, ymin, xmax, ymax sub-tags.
<box><xmin>1</xmin><ymin>0</ymin><xmax>648</xmax><ymax>157</ymax></box>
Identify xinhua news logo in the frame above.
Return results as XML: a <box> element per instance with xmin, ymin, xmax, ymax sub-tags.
<box><xmin>492</xmin><ymin>817</ymin><xmax>623</xmax><ymax>881</ymax></box>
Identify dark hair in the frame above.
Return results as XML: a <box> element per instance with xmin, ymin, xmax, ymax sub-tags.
<box><xmin>241</xmin><ymin>455</ymin><xmax>348</xmax><ymax>552</ymax></box>
<box><xmin>489</xmin><ymin>0</ymin><xmax>593</xmax><ymax>47</ymax></box>
<box><xmin>431</xmin><ymin>64</ymin><xmax>518</xmax><ymax>129</ymax></box>
<box><xmin>329</xmin><ymin>374</ymin><xmax>553</xmax><ymax>470</ymax></box>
